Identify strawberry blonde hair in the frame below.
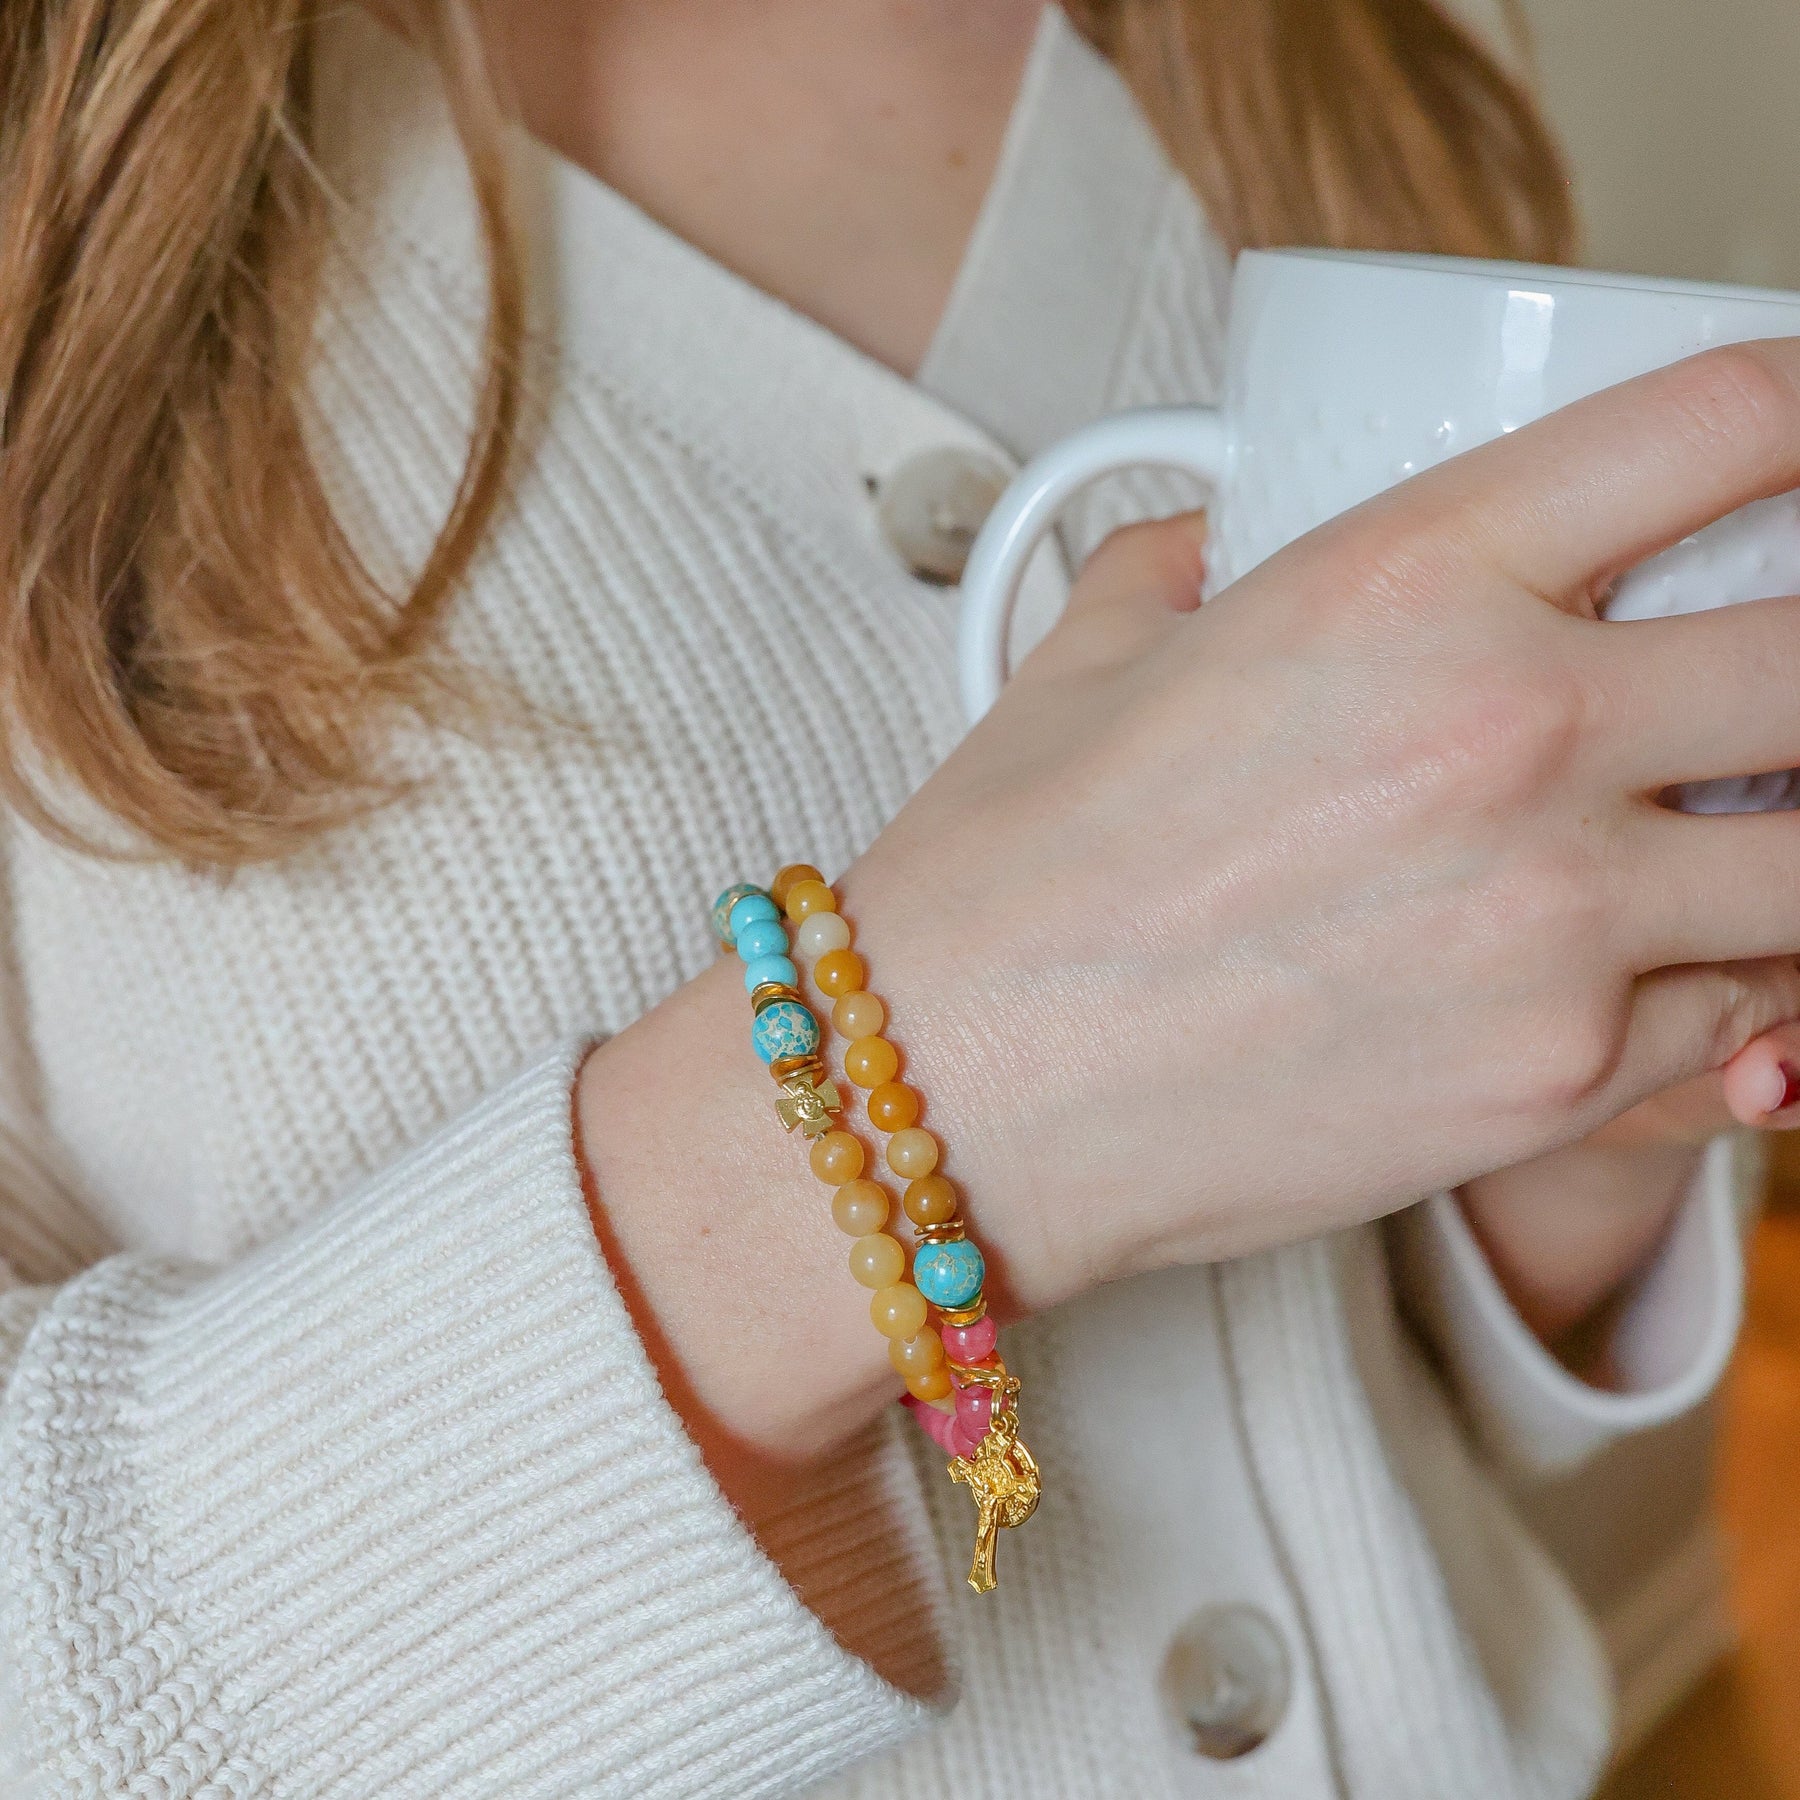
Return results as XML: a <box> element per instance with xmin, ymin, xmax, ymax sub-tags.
<box><xmin>0</xmin><ymin>0</ymin><xmax>1573</xmax><ymax>866</ymax></box>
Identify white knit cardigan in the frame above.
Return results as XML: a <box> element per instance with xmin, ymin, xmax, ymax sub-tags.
<box><xmin>0</xmin><ymin>11</ymin><xmax>1752</xmax><ymax>1799</ymax></box>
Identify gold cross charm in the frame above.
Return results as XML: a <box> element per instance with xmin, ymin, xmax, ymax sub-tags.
<box><xmin>773</xmin><ymin>1067</ymin><xmax>843</xmax><ymax>1139</ymax></box>
<box><xmin>949</xmin><ymin>1410</ymin><xmax>1040</xmax><ymax>1594</ymax></box>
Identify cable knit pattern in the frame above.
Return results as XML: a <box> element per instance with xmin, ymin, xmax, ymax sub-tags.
<box><xmin>0</xmin><ymin>10</ymin><xmax>1744</xmax><ymax>1798</ymax></box>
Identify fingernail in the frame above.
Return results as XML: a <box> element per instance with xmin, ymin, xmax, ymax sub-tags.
<box><xmin>1753</xmin><ymin>1061</ymin><xmax>1798</xmax><ymax>1115</ymax></box>
<box><xmin>1779</xmin><ymin>1064</ymin><xmax>1800</xmax><ymax>1113</ymax></box>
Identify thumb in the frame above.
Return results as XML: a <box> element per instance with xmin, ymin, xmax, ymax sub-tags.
<box><xmin>1067</xmin><ymin>510</ymin><xmax>1209</xmax><ymax>619</ymax></box>
<box><xmin>1617</xmin><ymin>958</ymin><xmax>1800</xmax><ymax>1117</ymax></box>
<box><xmin>1020</xmin><ymin>510</ymin><xmax>1208</xmax><ymax>687</ymax></box>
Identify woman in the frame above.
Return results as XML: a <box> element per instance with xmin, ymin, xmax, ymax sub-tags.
<box><xmin>5</xmin><ymin>2</ymin><xmax>1800</xmax><ymax>1795</ymax></box>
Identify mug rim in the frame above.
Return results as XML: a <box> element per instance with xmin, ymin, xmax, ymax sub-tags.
<box><xmin>1248</xmin><ymin>247</ymin><xmax>1800</xmax><ymax>310</ymax></box>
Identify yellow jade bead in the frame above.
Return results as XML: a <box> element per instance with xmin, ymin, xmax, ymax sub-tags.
<box><xmin>784</xmin><ymin>879</ymin><xmax>837</xmax><ymax>922</ymax></box>
<box><xmin>886</xmin><ymin>1127</ymin><xmax>939</xmax><ymax>1180</ymax></box>
<box><xmin>832</xmin><ymin>991</ymin><xmax>885</xmax><ymax>1040</ymax></box>
<box><xmin>866</xmin><ymin>1081</ymin><xmax>919</xmax><ymax>1133</ymax></box>
<box><xmin>796</xmin><ymin>911</ymin><xmax>851</xmax><ymax>959</ymax></box>
<box><xmin>770</xmin><ymin>864</ymin><xmax>824</xmax><ymax>911</ymax></box>
<box><xmin>888</xmin><ymin>1328</ymin><xmax>945</xmax><ymax>1378</ymax></box>
<box><xmin>809</xmin><ymin>1129</ymin><xmax>865</xmax><ymax>1186</ymax></box>
<box><xmin>813</xmin><ymin>949</ymin><xmax>865</xmax><ymax>999</ymax></box>
<box><xmin>849</xmin><ymin>1232</ymin><xmax>907</xmax><ymax>1289</ymax></box>
<box><xmin>831</xmin><ymin>1178</ymin><xmax>889</xmax><ymax>1236</ymax></box>
<box><xmin>902</xmin><ymin>1173</ymin><xmax>958</xmax><ymax>1226</ymax></box>
<box><xmin>906</xmin><ymin>1365</ymin><xmax>954</xmax><ymax>1403</ymax></box>
<box><xmin>845</xmin><ymin>1035</ymin><xmax>899</xmax><ymax>1089</ymax></box>
<box><xmin>871</xmin><ymin>1282</ymin><xmax>929</xmax><ymax>1339</ymax></box>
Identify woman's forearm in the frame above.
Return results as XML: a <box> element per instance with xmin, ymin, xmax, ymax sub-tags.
<box><xmin>1456</xmin><ymin>1141</ymin><xmax>1704</xmax><ymax>1354</ymax></box>
<box><xmin>576</xmin><ymin>949</ymin><xmax>906</xmax><ymax>1516</ymax></box>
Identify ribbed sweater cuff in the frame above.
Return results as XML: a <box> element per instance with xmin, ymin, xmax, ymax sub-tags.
<box><xmin>1</xmin><ymin>1041</ymin><xmax>933</xmax><ymax>1799</ymax></box>
<box><xmin>1393</xmin><ymin>1134</ymin><xmax>1748</xmax><ymax>1479</ymax></box>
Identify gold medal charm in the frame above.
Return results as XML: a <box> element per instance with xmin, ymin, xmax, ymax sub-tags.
<box><xmin>946</xmin><ymin>1362</ymin><xmax>1039</xmax><ymax>1593</ymax></box>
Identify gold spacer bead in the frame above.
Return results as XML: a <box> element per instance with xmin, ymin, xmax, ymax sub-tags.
<box><xmin>939</xmin><ymin>1296</ymin><xmax>988</xmax><ymax>1328</ymax></box>
<box><xmin>768</xmin><ymin>1052</ymin><xmax>825</xmax><ymax>1083</ymax></box>
<box><xmin>911</xmin><ymin>1220</ymin><xmax>967</xmax><ymax>1246</ymax></box>
<box><xmin>749</xmin><ymin>982</ymin><xmax>803</xmax><ymax>1014</ymax></box>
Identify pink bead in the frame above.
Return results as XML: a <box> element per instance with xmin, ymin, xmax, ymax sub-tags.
<box><xmin>942</xmin><ymin>1316</ymin><xmax>998</xmax><ymax>1362</ymax></box>
<box><xmin>955</xmin><ymin>1385</ymin><xmax>994</xmax><ymax>1431</ymax></box>
<box><xmin>951</xmin><ymin>1422</ymin><xmax>987</xmax><ymax>1459</ymax></box>
<box><xmin>903</xmin><ymin>1393</ymin><xmax>960</xmax><ymax>1453</ymax></box>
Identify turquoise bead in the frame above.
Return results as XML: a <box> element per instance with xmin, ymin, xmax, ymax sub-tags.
<box><xmin>729</xmin><ymin>892</ymin><xmax>780</xmax><ymax>943</ymax></box>
<box><xmin>751</xmin><ymin>1000</ymin><xmax>820</xmax><ymax>1065</ymax></box>
<box><xmin>734</xmin><ymin>917</ymin><xmax>789</xmax><ymax>962</ymax></box>
<box><xmin>710</xmin><ymin>883</ymin><xmax>764</xmax><ymax>947</ymax></box>
<box><xmin>743</xmin><ymin>954</ymin><xmax>799</xmax><ymax>993</ymax></box>
<box><xmin>912</xmin><ymin>1240</ymin><xmax>985</xmax><ymax>1311</ymax></box>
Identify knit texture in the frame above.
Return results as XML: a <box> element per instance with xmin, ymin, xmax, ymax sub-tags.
<box><xmin>0</xmin><ymin>1048</ymin><xmax>938</xmax><ymax>1798</ymax></box>
<box><xmin>0</xmin><ymin>11</ymin><xmax>1740</xmax><ymax>1799</ymax></box>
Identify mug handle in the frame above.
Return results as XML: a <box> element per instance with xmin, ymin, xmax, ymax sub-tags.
<box><xmin>957</xmin><ymin>405</ymin><xmax>1231</xmax><ymax>723</ymax></box>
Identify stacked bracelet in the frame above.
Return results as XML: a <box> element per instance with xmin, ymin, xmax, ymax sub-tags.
<box><xmin>712</xmin><ymin>867</ymin><xmax>1040</xmax><ymax>1593</ymax></box>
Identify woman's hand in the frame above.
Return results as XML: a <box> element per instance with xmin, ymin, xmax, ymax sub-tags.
<box><xmin>846</xmin><ymin>340</ymin><xmax>1800</xmax><ymax>1315</ymax></box>
<box><xmin>584</xmin><ymin>339</ymin><xmax>1800</xmax><ymax>1473</ymax></box>
<box><xmin>1459</xmin><ymin>1019</ymin><xmax>1800</xmax><ymax>1348</ymax></box>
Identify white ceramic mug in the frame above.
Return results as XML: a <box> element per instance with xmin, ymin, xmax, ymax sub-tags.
<box><xmin>958</xmin><ymin>251</ymin><xmax>1800</xmax><ymax>795</ymax></box>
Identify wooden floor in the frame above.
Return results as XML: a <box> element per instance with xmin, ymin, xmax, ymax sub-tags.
<box><xmin>1601</xmin><ymin>1146</ymin><xmax>1800</xmax><ymax>1798</ymax></box>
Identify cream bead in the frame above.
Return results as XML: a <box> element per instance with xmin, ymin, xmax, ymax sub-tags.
<box><xmin>832</xmin><ymin>991</ymin><xmax>885</xmax><ymax>1040</ymax></box>
<box><xmin>849</xmin><ymin>1232</ymin><xmax>907</xmax><ymax>1289</ymax></box>
<box><xmin>831</xmin><ymin>1178</ymin><xmax>889</xmax><ymax>1237</ymax></box>
<box><xmin>871</xmin><ymin>1282</ymin><xmax>929</xmax><ymax>1339</ymax></box>
<box><xmin>844</xmin><ymin>1034</ymin><xmax>899</xmax><ymax>1089</ymax></box>
<box><xmin>796</xmin><ymin>911</ymin><xmax>851</xmax><ymax>958</ymax></box>
<box><xmin>888</xmin><ymin>1329</ymin><xmax>945</xmax><ymax>1378</ymax></box>
<box><xmin>906</xmin><ymin>1365</ymin><xmax>953</xmax><ymax>1402</ymax></box>
<box><xmin>885</xmin><ymin>1127</ymin><xmax>939</xmax><ymax>1180</ymax></box>
<box><xmin>809</xmin><ymin>1129</ymin><xmax>865</xmax><ymax>1186</ymax></box>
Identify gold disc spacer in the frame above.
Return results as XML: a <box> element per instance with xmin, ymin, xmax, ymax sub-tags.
<box><xmin>750</xmin><ymin>982</ymin><xmax>804</xmax><ymax>1014</ymax></box>
<box><xmin>912</xmin><ymin>1220</ymin><xmax>967</xmax><ymax>1246</ymax></box>
<box><xmin>939</xmin><ymin>1296</ymin><xmax>988</xmax><ymax>1328</ymax></box>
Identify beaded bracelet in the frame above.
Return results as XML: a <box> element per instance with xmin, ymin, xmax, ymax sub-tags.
<box><xmin>712</xmin><ymin>867</ymin><xmax>1040</xmax><ymax>1593</ymax></box>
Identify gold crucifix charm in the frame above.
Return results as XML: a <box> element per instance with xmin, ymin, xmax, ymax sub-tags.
<box><xmin>772</xmin><ymin>1065</ymin><xmax>843</xmax><ymax>1139</ymax></box>
<box><xmin>948</xmin><ymin>1409</ymin><xmax>1040</xmax><ymax>1594</ymax></box>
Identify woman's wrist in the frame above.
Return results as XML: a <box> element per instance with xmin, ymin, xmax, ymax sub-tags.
<box><xmin>575</xmin><ymin>953</ymin><xmax>901</xmax><ymax>1496</ymax></box>
<box><xmin>824</xmin><ymin>862</ymin><xmax>1071</xmax><ymax>1312</ymax></box>
<box><xmin>573</xmin><ymin>864</ymin><xmax>1067</xmax><ymax>1510</ymax></box>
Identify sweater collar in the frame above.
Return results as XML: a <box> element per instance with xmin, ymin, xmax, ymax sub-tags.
<box><xmin>524</xmin><ymin>4</ymin><xmax>1182</xmax><ymax>463</ymax></box>
<box><xmin>915</xmin><ymin>9</ymin><xmax>1178</xmax><ymax>456</ymax></box>
<box><xmin>318</xmin><ymin>6</ymin><xmax>1186</xmax><ymax>483</ymax></box>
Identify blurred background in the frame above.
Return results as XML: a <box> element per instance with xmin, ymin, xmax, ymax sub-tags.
<box><xmin>1519</xmin><ymin>1</ymin><xmax>1800</xmax><ymax>1792</ymax></box>
<box><xmin>1525</xmin><ymin>0</ymin><xmax>1800</xmax><ymax>289</ymax></box>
